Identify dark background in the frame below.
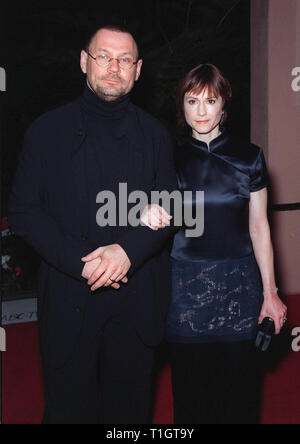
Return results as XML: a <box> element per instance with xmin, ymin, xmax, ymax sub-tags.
<box><xmin>1</xmin><ymin>0</ymin><xmax>251</xmax><ymax>296</ymax></box>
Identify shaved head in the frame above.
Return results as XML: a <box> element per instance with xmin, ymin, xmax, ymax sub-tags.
<box><xmin>85</xmin><ymin>25</ymin><xmax>139</xmax><ymax>59</ymax></box>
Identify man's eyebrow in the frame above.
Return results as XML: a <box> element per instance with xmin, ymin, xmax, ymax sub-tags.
<box><xmin>94</xmin><ymin>48</ymin><xmax>110</xmax><ymax>53</ymax></box>
<box><xmin>94</xmin><ymin>48</ymin><xmax>134</xmax><ymax>56</ymax></box>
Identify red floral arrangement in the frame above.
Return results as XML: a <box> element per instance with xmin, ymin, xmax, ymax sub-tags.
<box><xmin>1</xmin><ymin>217</ymin><xmax>24</xmax><ymax>283</ymax></box>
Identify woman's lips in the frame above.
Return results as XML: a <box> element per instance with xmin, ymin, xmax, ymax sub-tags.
<box><xmin>196</xmin><ymin>120</ymin><xmax>209</xmax><ymax>124</ymax></box>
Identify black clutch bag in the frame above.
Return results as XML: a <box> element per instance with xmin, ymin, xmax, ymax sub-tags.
<box><xmin>255</xmin><ymin>317</ymin><xmax>275</xmax><ymax>352</ymax></box>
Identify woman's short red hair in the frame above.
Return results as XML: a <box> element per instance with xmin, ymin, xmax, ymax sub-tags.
<box><xmin>177</xmin><ymin>64</ymin><xmax>232</xmax><ymax>127</ymax></box>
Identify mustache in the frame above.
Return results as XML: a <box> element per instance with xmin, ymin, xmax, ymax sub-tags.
<box><xmin>102</xmin><ymin>75</ymin><xmax>123</xmax><ymax>82</ymax></box>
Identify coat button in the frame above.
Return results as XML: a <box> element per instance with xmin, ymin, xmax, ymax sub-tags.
<box><xmin>81</xmin><ymin>235</ymin><xmax>88</xmax><ymax>241</ymax></box>
<box><xmin>77</xmin><ymin>129</ymin><xmax>84</xmax><ymax>137</ymax></box>
<box><xmin>75</xmin><ymin>306</ymin><xmax>82</xmax><ymax>313</ymax></box>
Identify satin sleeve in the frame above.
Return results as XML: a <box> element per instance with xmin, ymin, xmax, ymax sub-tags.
<box><xmin>250</xmin><ymin>148</ymin><xmax>269</xmax><ymax>193</ymax></box>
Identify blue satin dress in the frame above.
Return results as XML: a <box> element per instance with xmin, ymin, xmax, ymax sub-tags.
<box><xmin>166</xmin><ymin>130</ymin><xmax>269</xmax><ymax>343</ymax></box>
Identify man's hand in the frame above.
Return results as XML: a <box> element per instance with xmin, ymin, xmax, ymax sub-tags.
<box><xmin>81</xmin><ymin>257</ymin><xmax>102</xmax><ymax>280</ymax></box>
<box><xmin>82</xmin><ymin>257</ymin><xmax>126</xmax><ymax>290</ymax></box>
<box><xmin>81</xmin><ymin>244</ymin><xmax>131</xmax><ymax>291</ymax></box>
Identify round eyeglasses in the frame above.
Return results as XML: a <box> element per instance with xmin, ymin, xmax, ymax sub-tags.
<box><xmin>87</xmin><ymin>51</ymin><xmax>138</xmax><ymax>70</ymax></box>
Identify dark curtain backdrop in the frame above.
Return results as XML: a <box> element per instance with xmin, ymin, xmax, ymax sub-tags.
<box><xmin>1</xmin><ymin>0</ymin><xmax>250</xmax><ymax>294</ymax></box>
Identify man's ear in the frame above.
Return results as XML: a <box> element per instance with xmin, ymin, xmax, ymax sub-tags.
<box><xmin>135</xmin><ymin>59</ymin><xmax>143</xmax><ymax>82</ymax></box>
<box><xmin>80</xmin><ymin>50</ymin><xmax>88</xmax><ymax>74</ymax></box>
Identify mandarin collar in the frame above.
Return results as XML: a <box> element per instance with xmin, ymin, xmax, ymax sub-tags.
<box><xmin>189</xmin><ymin>129</ymin><xmax>230</xmax><ymax>152</ymax></box>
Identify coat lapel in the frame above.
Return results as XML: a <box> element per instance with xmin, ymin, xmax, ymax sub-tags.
<box><xmin>123</xmin><ymin>105</ymin><xmax>144</xmax><ymax>193</ymax></box>
<box><xmin>70</xmin><ymin>100</ymin><xmax>90</xmax><ymax>236</ymax></box>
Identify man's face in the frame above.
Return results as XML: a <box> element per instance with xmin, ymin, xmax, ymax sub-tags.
<box><xmin>80</xmin><ymin>29</ymin><xmax>143</xmax><ymax>101</ymax></box>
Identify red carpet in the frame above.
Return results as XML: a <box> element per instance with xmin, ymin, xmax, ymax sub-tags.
<box><xmin>2</xmin><ymin>295</ymin><xmax>300</xmax><ymax>424</ymax></box>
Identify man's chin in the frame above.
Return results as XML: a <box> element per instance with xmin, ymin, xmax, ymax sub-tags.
<box><xmin>95</xmin><ymin>86</ymin><xmax>125</xmax><ymax>101</ymax></box>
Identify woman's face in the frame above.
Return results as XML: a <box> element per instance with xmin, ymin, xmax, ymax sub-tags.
<box><xmin>184</xmin><ymin>88</ymin><xmax>224</xmax><ymax>138</ymax></box>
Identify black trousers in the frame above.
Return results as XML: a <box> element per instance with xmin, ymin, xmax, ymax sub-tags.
<box><xmin>168</xmin><ymin>340</ymin><xmax>263</xmax><ymax>425</ymax></box>
<box><xmin>42</xmin><ymin>296</ymin><xmax>155</xmax><ymax>424</ymax></box>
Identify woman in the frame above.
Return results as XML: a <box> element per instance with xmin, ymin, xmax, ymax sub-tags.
<box><xmin>142</xmin><ymin>64</ymin><xmax>287</xmax><ymax>424</ymax></box>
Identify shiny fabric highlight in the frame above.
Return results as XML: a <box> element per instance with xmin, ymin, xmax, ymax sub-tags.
<box><xmin>171</xmin><ymin>131</ymin><xmax>268</xmax><ymax>261</ymax></box>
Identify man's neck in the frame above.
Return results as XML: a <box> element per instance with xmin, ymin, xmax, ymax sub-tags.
<box><xmin>87</xmin><ymin>82</ymin><xmax>126</xmax><ymax>103</ymax></box>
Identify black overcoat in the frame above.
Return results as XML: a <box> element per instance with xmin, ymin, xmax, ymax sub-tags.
<box><xmin>9</xmin><ymin>96</ymin><xmax>178</xmax><ymax>368</ymax></box>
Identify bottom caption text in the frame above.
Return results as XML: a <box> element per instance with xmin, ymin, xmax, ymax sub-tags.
<box><xmin>105</xmin><ymin>428</ymin><xmax>195</xmax><ymax>441</ymax></box>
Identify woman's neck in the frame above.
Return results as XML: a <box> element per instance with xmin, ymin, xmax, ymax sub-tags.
<box><xmin>192</xmin><ymin>125</ymin><xmax>221</xmax><ymax>146</ymax></box>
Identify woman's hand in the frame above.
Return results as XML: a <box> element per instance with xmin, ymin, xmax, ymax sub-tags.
<box><xmin>259</xmin><ymin>293</ymin><xmax>288</xmax><ymax>335</ymax></box>
<box><xmin>141</xmin><ymin>204</ymin><xmax>173</xmax><ymax>230</ymax></box>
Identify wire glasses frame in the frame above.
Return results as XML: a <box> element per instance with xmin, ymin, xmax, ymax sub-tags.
<box><xmin>86</xmin><ymin>51</ymin><xmax>139</xmax><ymax>70</ymax></box>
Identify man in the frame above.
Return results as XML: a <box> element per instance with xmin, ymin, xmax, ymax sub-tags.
<box><xmin>9</xmin><ymin>25</ymin><xmax>178</xmax><ymax>424</ymax></box>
